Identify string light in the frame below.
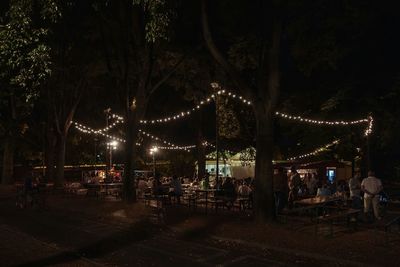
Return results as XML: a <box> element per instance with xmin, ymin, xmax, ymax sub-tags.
<box><xmin>275</xmin><ymin>111</ymin><xmax>368</xmax><ymax>126</ymax></box>
<box><xmin>72</xmin><ymin>115</ymin><xmax>124</xmax><ymax>134</ymax></box>
<box><xmin>73</xmin><ymin>122</ymin><xmax>126</xmax><ymax>143</ymax></box>
<box><xmin>287</xmin><ymin>139</ymin><xmax>340</xmax><ymax>161</ymax></box>
<box><xmin>116</xmin><ymin>87</ymin><xmax>251</xmax><ymax>125</ymax></box>
<box><xmin>364</xmin><ymin>116</ymin><xmax>373</xmax><ymax>136</ymax></box>
<box><xmin>139</xmin><ymin>129</ymin><xmax>199</xmax><ymax>152</ymax></box>
<box><xmin>202</xmin><ymin>141</ymin><xmax>216</xmax><ymax>148</ymax></box>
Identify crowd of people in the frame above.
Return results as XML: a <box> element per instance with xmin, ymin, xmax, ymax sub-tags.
<box><xmin>274</xmin><ymin>167</ymin><xmax>384</xmax><ymax>220</ymax></box>
<box><xmin>136</xmin><ymin>173</ymin><xmax>254</xmax><ymax>209</ymax></box>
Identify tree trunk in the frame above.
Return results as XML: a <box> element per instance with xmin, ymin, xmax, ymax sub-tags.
<box><xmin>123</xmin><ymin>114</ymin><xmax>138</xmax><ymax>202</ymax></box>
<box><xmin>253</xmin><ymin>107</ymin><xmax>276</xmax><ymax>222</ymax></box>
<box><xmin>1</xmin><ymin>136</ymin><xmax>14</xmax><ymax>185</ymax></box>
<box><xmin>197</xmin><ymin>111</ymin><xmax>206</xmax><ymax>180</ymax></box>
<box><xmin>123</xmin><ymin>93</ymin><xmax>146</xmax><ymax>202</ymax></box>
<box><xmin>54</xmin><ymin>134</ymin><xmax>66</xmax><ymax>187</ymax></box>
<box><xmin>45</xmin><ymin>126</ymin><xmax>56</xmax><ymax>182</ymax></box>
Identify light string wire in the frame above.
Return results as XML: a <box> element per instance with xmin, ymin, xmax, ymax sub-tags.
<box><xmin>117</xmin><ymin>88</ymin><xmax>252</xmax><ymax>125</ymax></box>
<box><xmin>73</xmin><ymin>82</ymin><xmax>373</xmax><ymax>157</ymax></box>
<box><xmin>287</xmin><ymin>139</ymin><xmax>340</xmax><ymax>161</ymax></box>
<box><xmin>109</xmin><ymin>87</ymin><xmax>373</xmax><ymax>136</ymax></box>
<box><xmin>72</xmin><ymin>121</ymin><xmax>216</xmax><ymax>152</ymax></box>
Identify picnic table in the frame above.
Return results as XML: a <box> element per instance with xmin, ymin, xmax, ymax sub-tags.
<box><xmin>279</xmin><ymin>196</ymin><xmax>344</xmax><ymax>223</ymax></box>
<box><xmin>294</xmin><ymin>195</ymin><xmax>343</xmax><ymax>206</ymax></box>
<box><xmin>85</xmin><ymin>183</ymin><xmax>123</xmax><ymax>198</ymax></box>
<box><xmin>195</xmin><ymin>189</ymin><xmax>222</xmax><ymax>214</ymax></box>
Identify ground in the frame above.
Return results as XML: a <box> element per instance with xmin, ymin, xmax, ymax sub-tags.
<box><xmin>0</xmin><ymin>186</ymin><xmax>399</xmax><ymax>267</ymax></box>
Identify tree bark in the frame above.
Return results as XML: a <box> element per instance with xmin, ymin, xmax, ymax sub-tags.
<box><xmin>197</xmin><ymin>124</ymin><xmax>206</xmax><ymax>180</ymax></box>
<box><xmin>123</xmin><ymin>113</ymin><xmax>138</xmax><ymax>202</ymax></box>
<box><xmin>123</xmin><ymin>91</ymin><xmax>146</xmax><ymax>202</ymax></box>
<box><xmin>1</xmin><ymin>136</ymin><xmax>14</xmax><ymax>185</ymax></box>
<box><xmin>45</xmin><ymin>126</ymin><xmax>56</xmax><ymax>182</ymax></box>
<box><xmin>254</xmin><ymin>107</ymin><xmax>276</xmax><ymax>221</ymax></box>
<box><xmin>54</xmin><ymin>134</ymin><xmax>66</xmax><ymax>187</ymax></box>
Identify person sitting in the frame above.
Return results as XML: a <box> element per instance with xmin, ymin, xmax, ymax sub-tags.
<box><xmin>316</xmin><ymin>184</ymin><xmax>331</xmax><ymax>197</ymax></box>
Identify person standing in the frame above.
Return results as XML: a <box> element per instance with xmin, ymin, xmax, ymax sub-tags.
<box><xmin>169</xmin><ymin>175</ymin><xmax>183</xmax><ymax>204</ymax></box>
<box><xmin>274</xmin><ymin>167</ymin><xmax>289</xmax><ymax>213</ymax></box>
<box><xmin>349</xmin><ymin>173</ymin><xmax>362</xmax><ymax>209</ymax></box>
<box><xmin>361</xmin><ymin>171</ymin><xmax>383</xmax><ymax>220</ymax></box>
<box><xmin>288</xmin><ymin>166</ymin><xmax>300</xmax><ymax>208</ymax></box>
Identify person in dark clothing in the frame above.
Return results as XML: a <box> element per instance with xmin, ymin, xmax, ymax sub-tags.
<box><xmin>274</xmin><ymin>167</ymin><xmax>289</xmax><ymax>213</ymax></box>
<box><xmin>288</xmin><ymin>166</ymin><xmax>301</xmax><ymax>208</ymax></box>
<box><xmin>222</xmin><ymin>177</ymin><xmax>236</xmax><ymax>209</ymax></box>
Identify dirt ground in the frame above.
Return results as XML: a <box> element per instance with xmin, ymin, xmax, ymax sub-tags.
<box><xmin>1</xmin><ymin>185</ymin><xmax>399</xmax><ymax>266</ymax></box>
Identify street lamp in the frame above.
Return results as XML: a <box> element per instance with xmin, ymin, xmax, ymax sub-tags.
<box><xmin>149</xmin><ymin>146</ymin><xmax>158</xmax><ymax>177</ymax></box>
<box><xmin>107</xmin><ymin>140</ymin><xmax>118</xmax><ymax>172</ymax></box>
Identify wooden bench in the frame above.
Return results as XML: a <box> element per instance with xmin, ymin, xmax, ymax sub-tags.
<box><xmin>315</xmin><ymin>209</ymin><xmax>361</xmax><ymax>236</ymax></box>
<box><xmin>374</xmin><ymin>214</ymin><xmax>400</xmax><ymax>245</ymax></box>
<box><xmin>183</xmin><ymin>194</ymin><xmax>197</xmax><ymax>210</ymax></box>
<box><xmin>235</xmin><ymin>197</ymin><xmax>251</xmax><ymax>211</ymax></box>
<box><xmin>146</xmin><ymin>198</ymin><xmax>166</xmax><ymax>224</ymax></box>
<box><xmin>278</xmin><ymin>205</ymin><xmax>323</xmax><ymax>224</ymax></box>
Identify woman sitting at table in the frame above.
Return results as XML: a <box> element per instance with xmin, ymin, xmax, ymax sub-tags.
<box><xmin>316</xmin><ymin>184</ymin><xmax>331</xmax><ymax>197</ymax></box>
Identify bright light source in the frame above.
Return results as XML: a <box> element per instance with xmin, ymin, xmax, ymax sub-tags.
<box><xmin>150</xmin><ymin>146</ymin><xmax>158</xmax><ymax>155</ymax></box>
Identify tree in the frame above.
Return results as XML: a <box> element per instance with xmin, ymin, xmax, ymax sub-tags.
<box><xmin>0</xmin><ymin>0</ymin><xmax>59</xmax><ymax>184</ymax></box>
<box><xmin>201</xmin><ymin>0</ymin><xmax>282</xmax><ymax>221</ymax></box>
<box><xmin>94</xmin><ymin>0</ymin><xmax>183</xmax><ymax>201</ymax></box>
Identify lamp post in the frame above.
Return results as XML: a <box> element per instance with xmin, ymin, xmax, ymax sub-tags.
<box><xmin>107</xmin><ymin>140</ymin><xmax>118</xmax><ymax>172</ymax></box>
<box><xmin>214</xmin><ymin>86</ymin><xmax>220</xmax><ymax>185</ymax></box>
<box><xmin>104</xmin><ymin>108</ymin><xmax>111</xmax><ymax>174</ymax></box>
<box><xmin>150</xmin><ymin>147</ymin><xmax>158</xmax><ymax>177</ymax></box>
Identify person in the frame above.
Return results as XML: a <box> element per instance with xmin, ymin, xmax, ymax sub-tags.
<box><xmin>237</xmin><ymin>180</ymin><xmax>252</xmax><ymax>197</ymax></box>
<box><xmin>348</xmin><ymin>173</ymin><xmax>362</xmax><ymax>209</ymax></box>
<box><xmin>273</xmin><ymin>167</ymin><xmax>288</xmax><ymax>213</ymax></box>
<box><xmin>21</xmin><ymin>174</ymin><xmax>34</xmax><ymax>208</ymax></box>
<box><xmin>137</xmin><ymin>178</ymin><xmax>149</xmax><ymax>197</ymax></box>
<box><xmin>361</xmin><ymin>171</ymin><xmax>383</xmax><ymax>220</ymax></box>
<box><xmin>288</xmin><ymin>166</ymin><xmax>300</xmax><ymax>208</ymax></box>
<box><xmin>222</xmin><ymin>177</ymin><xmax>236</xmax><ymax>209</ymax></box>
<box><xmin>307</xmin><ymin>173</ymin><xmax>318</xmax><ymax>195</ymax></box>
<box><xmin>169</xmin><ymin>175</ymin><xmax>183</xmax><ymax>204</ymax></box>
<box><xmin>152</xmin><ymin>173</ymin><xmax>164</xmax><ymax>196</ymax></box>
<box><xmin>316</xmin><ymin>183</ymin><xmax>331</xmax><ymax>196</ymax></box>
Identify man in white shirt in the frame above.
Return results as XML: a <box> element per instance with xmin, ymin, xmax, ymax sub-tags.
<box><xmin>361</xmin><ymin>171</ymin><xmax>383</xmax><ymax>220</ymax></box>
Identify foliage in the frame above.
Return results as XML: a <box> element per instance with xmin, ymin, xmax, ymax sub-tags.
<box><xmin>217</xmin><ymin>97</ymin><xmax>240</xmax><ymax>139</ymax></box>
<box><xmin>239</xmin><ymin>147</ymin><xmax>256</xmax><ymax>167</ymax></box>
<box><xmin>0</xmin><ymin>0</ymin><xmax>60</xmax><ymax>101</ymax></box>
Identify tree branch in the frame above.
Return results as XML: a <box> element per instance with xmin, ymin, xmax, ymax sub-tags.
<box><xmin>201</xmin><ymin>0</ymin><xmax>254</xmax><ymax>99</ymax></box>
<box><xmin>63</xmin><ymin>74</ymin><xmax>87</xmax><ymax>135</ymax></box>
<box><xmin>266</xmin><ymin>13</ymin><xmax>282</xmax><ymax>111</ymax></box>
<box><xmin>149</xmin><ymin>54</ymin><xmax>186</xmax><ymax>96</ymax></box>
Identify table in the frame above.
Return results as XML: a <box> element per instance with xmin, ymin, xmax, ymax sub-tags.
<box><xmin>295</xmin><ymin>196</ymin><xmax>342</xmax><ymax>206</ymax></box>
<box><xmin>85</xmin><ymin>183</ymin><xmax>123</xmax><ymax>198</ymax></box>
<box><xmin>195</xmin><ymin>189</ymin><xmax>222</xmax><ymax>214</ymax></box>
<box><xmin>294</xmin><ymin>196</ymin><xmax>343</xmax><ymax>219</ymax></box>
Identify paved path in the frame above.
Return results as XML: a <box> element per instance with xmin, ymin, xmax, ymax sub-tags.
<box><xmin>0</xmin><ymin>199</ymin><xmax>372</xmax><ymax>267</ymax></box>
